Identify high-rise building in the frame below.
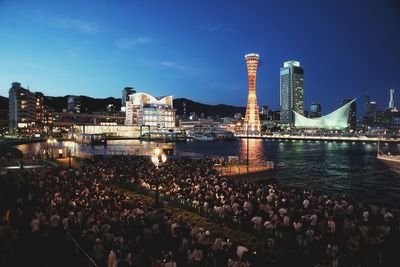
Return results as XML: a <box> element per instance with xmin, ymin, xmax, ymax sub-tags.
<box><xmin>244</xmin><ymin>53</ymin><xmax>261</xmax><ymax>132</ymax></box>
<box><xmin>309</xmin><ymin>102</ymin><xmax>321</xmax><ymax>118</ymax></box>
<box><xmin>370</xmin><ymin>101</ymin><xmax>378</xmax><ymax>116</ymax></box>
<box><xmin>365</xmin><ymin>93</ymin><xmax>371</xmax><ymax>117</ymax></box>
<box><xmin>280</xmin><ymin>60</ymin><xmax>304</xmax><ymax>125</ymax></box>
<box><xmin>125</xmin><ymin>92</ymin><xmax>176</xmax><ymax>128</ymax></box>
<box><xmin>121</xmin><ymin>87</ymin><xmax>135</xmax><ymax>112</ymax></box>
<box><xmin>9</xmin><ymin>82</ymin><xmax>51</xmax><ymax>136</ymax></box>
<box><xmin>389</xmin><ymin>89</ymin><xmax>396</xmax><ymax>110</ymax></box>
<box><xmin>363</xmin><ymin>93</ymin><xmax>381</xmax><ymax>126</ymax></box>
<box><xmin>341</xmin><ymin>99</ymin><xmax>357</xmax><ymax>130</ymax></box>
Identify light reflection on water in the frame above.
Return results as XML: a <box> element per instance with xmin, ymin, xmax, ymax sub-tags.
<box><xmin>16</xmin><ymin>139</ymin><xmax>400</xmax><ymax>207</ymax></box>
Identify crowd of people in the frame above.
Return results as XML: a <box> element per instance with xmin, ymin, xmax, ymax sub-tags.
<box><xmin>92</xmin><ymin>155</ymin><xmax>400</xmax><ymax>267</ymax></box>
<box><xmin>1</xmin><ymin>154</ymin><xmax>400</xmax><ymax>267</ymax></box>
<box><xmin>0</xmin><ymin>157</ymin><xmax>263</xmax><ymax>267</ymax></box>
<box><xmin>0</xmin><ymin>144</ymin><xmax>23</xmax><ymax>164</ymax></box>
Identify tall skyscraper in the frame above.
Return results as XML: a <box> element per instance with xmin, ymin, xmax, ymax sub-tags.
<box><xmin>244</xmin><ymin>53</ymin><xmax>261</xmax><ymax>132</ymax></box>
<box><xmin>341</xmin><ymin>99</ymin><xmax>357</xmax><ymax>130</ymax></box>
<box><xmin>365</xmin><ymin>93</ymin><xmax>371</xmax><ymax>117</ymax></box>
<box><xmin>389</xmin><ymin>89</ymin><xmax>395</xmax><ymax>109</ymax></box>
<box><xmin>121</xmin><ymin>87</ymin><xmax>135</xmax><ymax>112</ymax></box>
<box><xmin>310</xmin><ymin>102</ymin><xmax>321</xmax><ymax>118</ymax></box>
<box><xmin>280</xmin><ymin>60</ymin><xmax>304</xmax><ymax>125</ymax></box>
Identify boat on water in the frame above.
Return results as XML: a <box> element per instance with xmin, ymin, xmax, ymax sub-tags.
<box><xmin>378</xmin><ymin>153</ymin><xmax>400</xmax><ymax>164</ymax></box>
<box><xmin>190</xmin><ymin>126</ymin><xmax>235</xmax><ymax>141</ymax></box>
<box><xmin>213</xmin><ymin>128</ymin><xmax>236</xmax><ymax>141</ymax></box>
<box><xmin>377</xmin><ymin>140</ymin><xmax>400</xmax><ymax>171</ymax></box>
<box><xmin>192</xmin><ymin>133</ymin><xmax>216</xmax><ymax>141</ymax></box>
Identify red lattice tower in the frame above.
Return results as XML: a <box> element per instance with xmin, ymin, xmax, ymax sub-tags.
<box><xmin>244</xmin><ymin>53</ymin><xmax>261</xmax><ymax>132</ymax></box>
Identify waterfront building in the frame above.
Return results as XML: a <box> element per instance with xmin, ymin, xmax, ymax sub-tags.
<box><xmin>294</xmin><ymin>99</ymin><xmax>355</xmax><ymax>130</ymax></box>
<box><xmin>125</xmin><ymin>92</ymin><xmax>176</xmax><ymax>129</ymax></box>
<box><xmin>52</xmin><ymin>112</ymin><xmax>125</xmax><ymax>128</ymax></box>
<box><xmin>309</xmin><ymin>102</ymin><xmax>321</xmax><ymax>118</ymax></box>
<box><xmin>341</xmin><ymin>99</ymin><xmax>357</xmax><ymax>130</ymax></box>
<box><xmin>8</xmin><ymin>82</ymin><xmax>51</xmax><ymax>136</ymax></box>
<box><xmin>389</xmin><ymin>89</ymin><xmax>396</xmax><ymax>110</ymax></box>
<box><xmin>121</xmin><ymin>87</ymin><xmax>135</xmax><ymax>112</ymax></box>
<box><xmin>280</xmin><ymin>61</ymin><xmax>304</xmax><ymax>126</ymax></box>
<box><xmin>244</xmin><ymin>53</ymin><xmax>261</xmax><ymax>132</ymax></box>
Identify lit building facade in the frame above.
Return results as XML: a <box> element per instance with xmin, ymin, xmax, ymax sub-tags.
<box><xmin>125</xmin><ymin>92</ymin><xmax>176</xmax><ymax>128</ymax></box>
<box><xmin>280</xmin><ymin>61</ymin><xmax>304</xmax><ymax>125</ymax></box>
<box><xmin>244</xmin><ymin>53</ymin><xmax>261</xmax><ymax>132</ymax></box>
<box><xmin>294</xmin><ymin>99</ymin><xmax>355</xmax><ymax>130</ymax></box>
<box><xmin>9</xmin><ymin>82</ymin><xmax>51</xmax><ymax>136</ymax></box>
<box><xmin>121</xmin><ymin>87</ymin><xmax>135</xmax><ymax>112</ymax></box>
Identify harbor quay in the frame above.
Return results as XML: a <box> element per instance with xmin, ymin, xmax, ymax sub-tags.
<box><xmin>235</xmin><ymin>133</ymin><xmax>400</xmax><ymax>143</ymax></box>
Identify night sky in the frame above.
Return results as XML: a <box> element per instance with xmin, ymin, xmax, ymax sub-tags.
<box><xmin>1</xmin><ymin>0</ymin><xmax>399</xmax><ymax>115</ymax></box>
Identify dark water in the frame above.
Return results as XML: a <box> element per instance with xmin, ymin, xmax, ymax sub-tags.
<box><xmin>16</xmin><ymin>139</ymin><xmax>400</xmax><ymax>207</ymax></box>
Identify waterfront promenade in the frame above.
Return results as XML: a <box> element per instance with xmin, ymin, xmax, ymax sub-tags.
<box><xmin>235</xmin><ymin>133</ymin><xmax>399</xmax><ymax>143</ymax></box>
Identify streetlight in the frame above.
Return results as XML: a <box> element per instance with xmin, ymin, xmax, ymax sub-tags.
<box><xmin>151</xmin><ymin>146</ymin><xmax>167</xmax><ymax>207</ymax></box>
<box><xmin>47</xmin><ymin>137</ymin><xmax>57</xmax><ymax>160</ymax></box>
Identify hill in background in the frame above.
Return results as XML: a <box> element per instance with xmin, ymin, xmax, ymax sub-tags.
<box><xmin>174</xmin><ymin>98</ymin><xmax>245</xmax><ymax>117</ymax></box>
<box><xmin>43</xmin><ymin>96</ymin><xmax>121</xmax><ymax>113</ymax></box>
<box><xmin>0</xmin><ymin>95</ymin><xmax>245</xmax><ymax>118</ymax></box>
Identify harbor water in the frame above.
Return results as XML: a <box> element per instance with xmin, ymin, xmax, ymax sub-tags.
<box><xmin>16</xmin><ymin>139</ymin><xmax>400</xmax><ymax>207</ymax></box>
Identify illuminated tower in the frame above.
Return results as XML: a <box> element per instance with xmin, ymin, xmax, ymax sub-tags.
<box><xmin>244</xmin><ymin>53</ymin><xmax>261</xmax><ymax>132</ymax></box>
<box><xmin>389</xmin><ymin>89</ymin><xmax>395</xmax><ymax>110</ymax></box>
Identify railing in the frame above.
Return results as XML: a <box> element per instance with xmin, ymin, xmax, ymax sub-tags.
<box><xmin>214</xmin><ymin>161</ymin><xmax>274</xmax><ymax>175</ymax></box>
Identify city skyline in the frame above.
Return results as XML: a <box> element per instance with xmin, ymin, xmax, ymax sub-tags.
<box><xmin>1</xmin><ymin>0</ymin><xmax>400</xmax><ymax>114</ymax></box>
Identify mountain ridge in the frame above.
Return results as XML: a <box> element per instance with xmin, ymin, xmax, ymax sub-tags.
<box><xmin>0</xmin><ymin>95</ymin><xmax>246</xmax><ymax>117</ymax></box>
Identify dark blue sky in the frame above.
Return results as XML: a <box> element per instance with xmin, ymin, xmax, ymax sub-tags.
<box><xmin>0</xmin><ymin>0</ymin><xmax>399</xmax><ymax>115</ymax></box>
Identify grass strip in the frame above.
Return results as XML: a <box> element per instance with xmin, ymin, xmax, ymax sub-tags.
<box><xmin>112</xmin><ymin>183</ymin><xmax>282</xmax><ymax>260</ymax></box>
